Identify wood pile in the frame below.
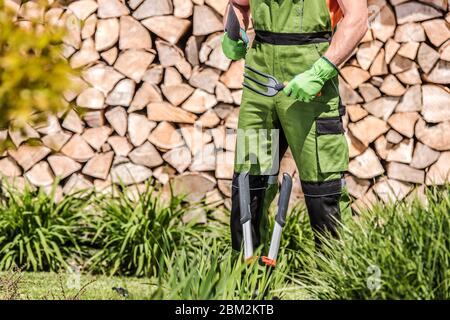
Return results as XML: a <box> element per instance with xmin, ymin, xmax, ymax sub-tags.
<box><xmin>342</xmin><ymin>0</ymin><xmax>450</xmax><ymax>212</ymax></box>
<box><xmin>1</xmin><ymin>0</ymin><xmax>449</xmax><ymax>215</ymax></box>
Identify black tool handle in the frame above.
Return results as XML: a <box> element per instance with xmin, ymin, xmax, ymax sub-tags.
<box><xmin>225</xmin><ymin>4</ymin><xmax>241</xmax><ymax>41</ymax></box>
<box><xmin>238</xmin><ymin>173</ymin><xmax>251</xmax><ymax>224</ymax></box>
<box><xmin>275</xmin><ymin>173</ymin><xmax>292</xmax><ymax>227</ymax></box>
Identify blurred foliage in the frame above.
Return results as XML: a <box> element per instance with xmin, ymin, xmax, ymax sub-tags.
<box><xmin>0</xmin><ymin>0</ymin><xmax>75</xmax><ymax>129</ymax></box>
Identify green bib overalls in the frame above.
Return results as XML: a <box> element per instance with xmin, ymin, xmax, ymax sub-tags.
<box><xmin>231</xmin><ymin>0</ymin><xmax>351</xmax><ymax>250</ymax></box>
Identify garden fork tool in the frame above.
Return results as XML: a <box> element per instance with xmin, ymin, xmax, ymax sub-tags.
<box><xmin>243</xmin><ymin>65</ymin><xmax>286</xmax><ymax>97</ymax></box>
<box><xmin>238</xmin><ymin>173</ymin><xmax>293</xmax><ymax>267</ymax></box>
<box><xmin>244</xmin><ymin>65</ymin><xmax>323</xmax><ymax>98</ymax></box>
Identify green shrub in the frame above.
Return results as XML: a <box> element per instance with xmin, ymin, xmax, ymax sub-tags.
<box><xmin>0</xmin><ymin>0</ymin><xmax>74</xmax><ymax>128</ymax></box>
<box><xmin>0</xmin><ymin>184</ymin><xmax>92</xmax><ymax>272</ymax></box>
<box><xmin>274</xmin><ymin>204</ymin><xmax>316</xmax><ymax>273</ymax></box>
<box><xmin>299</xmin><ymin>186</ymin><xmax>450</xmax><ymax>300</ymax></box>
<box><xmin>88</xmin><ymin>184</ymin><xmax>209</xmax><ymax>277</ymax></box>
<box><xmin>152</xmin><ymin>240</ymin><xmax>290</xmax><ymax>300</ymax></box>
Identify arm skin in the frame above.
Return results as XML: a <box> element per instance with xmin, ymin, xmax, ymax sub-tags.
<box><xmin>323</xmin><ymin>0</ymin><xmax>369</xmax><ymax>67</ymax></box>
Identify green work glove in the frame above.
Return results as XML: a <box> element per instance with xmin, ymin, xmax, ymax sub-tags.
<box><xmin>283</xmin><ymin>57</ymin><xmax>338</xmax><ymax>102</ymax></box>
<box><xmin>221</xmin><ymin>28</ymin><xmax>249</xmax><ymax>61</ymax></box>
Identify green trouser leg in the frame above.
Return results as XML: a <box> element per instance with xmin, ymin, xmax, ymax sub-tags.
<box><xmin>231</xmin><ymin>0</ymin><xmax>350</xmax><ymax>251</ymax></box>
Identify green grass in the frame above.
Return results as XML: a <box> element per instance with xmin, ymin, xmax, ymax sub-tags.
<box><xmin>0</xmin><ymin>271</ymin><xmax>154</xmax><ymax>300</ymax></box>
<box><xmin>0</xmin><ymin>184</ymin><xmax>92</xmax><ymax>272</ymax></box>
<box><xmin>297</xmin><ymin>186</ymin><xmax>450</xmax><ymax>300</ymax></box>
<box><xmin>0</xmin><ymin>181</ymin><xmax>448</xmax><ymax>300</ymax></box>
<box><xmin>87</xmin><ymin>184</ymin><xmax>208</xmax><ymax>277</ymax></box>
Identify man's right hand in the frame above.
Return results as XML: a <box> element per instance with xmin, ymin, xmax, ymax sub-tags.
<box><xmin>221</xmin><ymin>29</ymin><xmax>249</xmax><ymax>61</ymax></box>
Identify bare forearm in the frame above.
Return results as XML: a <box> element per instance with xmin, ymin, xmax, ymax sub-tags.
<box><xmin>324</xmin><ymin>0</ymin><xmax>368</xmax><ymax>66</ymax></box>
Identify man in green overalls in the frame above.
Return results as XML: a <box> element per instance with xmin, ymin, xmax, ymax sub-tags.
<box><xmin>222</xmin><ymin>0</ymin><xmax>368</xmax><ymax>250</ymax></box>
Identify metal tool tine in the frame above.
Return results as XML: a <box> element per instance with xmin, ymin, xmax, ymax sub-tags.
<box><xmin>244</xmin><ymin>73</ymin><xmax>276</xmax><ymax>89</ymax></box>
<box><xmin>243</xmin><ymin>82</ymin><xmax>278</xmax><ymax>97</ymax></box>
<box><xmin>244</xmin><ymin>65</ymin><xmax>278</xmax><ymax>83</ymax></box>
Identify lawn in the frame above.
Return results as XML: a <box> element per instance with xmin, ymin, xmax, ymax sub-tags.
<box><xmin>0</xmin><ymin>271</ymin><xmax>155</xmax><ymax>300</ymax></box>
<box><xmin>0</xmin><ymin>270</ymin><xmax>315</xmax><ymax>300</ymax></box>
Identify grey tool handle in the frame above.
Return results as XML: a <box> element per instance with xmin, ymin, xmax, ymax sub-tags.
<box><xmin>275</xmin><ymin>173</ymin><xmax>292</xmax><ymax>227</ymax></box>
<box><xmin>225</xmin><ymin>4</ymin><xmax>241</xmax><ymax>41</ymax></box>
<box><xmin>238</xmin><ymin>173</ymin><xmax>253</xmax><ymax>260</ymax></box>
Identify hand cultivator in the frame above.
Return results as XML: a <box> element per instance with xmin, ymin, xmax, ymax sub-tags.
<box><xmin>238</xmin><ymin>172</ymin><xmax>293</xmax><ymax>268</ymax></box>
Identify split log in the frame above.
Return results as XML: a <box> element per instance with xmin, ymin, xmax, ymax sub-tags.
<box><xmin>387</xmin><ymin>112</ymin><xmax>420</xmax><ymax>138</ymax></box>
<box><xmin>97</xmin><ymin>0</ymin><xmax>129</xmax><ymax>19</ymax></box>
<box><xmin>142</xmin><ymin>16</ymin><xmax>191</xmax><ymax>44</ymax></box>
<box><xmin>82</xmin><ymin>64</ymin><xmax>124</xmax><ymax>96</ymax></box>
<box><xmin>415</xmin><ymin>118</ymin><xmax>450</xmax><ymax>151</ymax></box>
<box><xmin>114</xmin><ymin>50</ymin><xmax>155</xmax><ymax>83</ymax></box>
<box><xmin>387</xmin><ymin>162</ymin><xmax>425</xmax><ymax>184</ymax></box>
<box><xmin>106</xmin><ymin>79</ymin><xmax>136</xmax><ymax>106</ymax></box>
<box><xmin>147</xmin><ymin>102</ymin><xmax>198</xmax><ymax>124</ymax></box>
<box><xmin>386</xmin><ymin>138</ymin><xmax>414</xmax><ymax>164</ymax></box>
<box><xmin>82</xmin><ymin>152</ymin><xmax>114</xmax><ymax>180</ymax></box>
<box><xmin>9</xmin><ymin>145</ymin><xmax>51</xmax><ymax>171</ymax></box>
<box><xmin>364</xmin><ymin>97</ymin><xmax>399</xmax><ymax>121</ymax></box>
<box><xmin>348</xmin><ymin>148</ymin><xmax>385</xmax><ymax>179</ymax></box>
<box><xmin>48</xmin><ymin>155</ymin><xmax>82</xmax><ymax>179</ymax></box>
<box><xmin>63</xmin><ymin>173</ymin><xmax>93</xmax><ymax>195</ymax></box>
<box><xmin>170</xmin><ymin>172</ymin><xmax>216</xmax><ymax>202</ymax></box>
<box><xmin>422</xmin><ymin>19</ymin><xmax>450</xmax><ymax>47</ymax></box>
<box><xmin>148</xmin><ymin>121</ymin><xmax>185</xmax><ymax>151</ymax></box>
<box><xmin>421</xmin><ymin>85</ymin><xmax>450</xmax><ymax>123</ymax></box>
<box><xmin>410</xmin><ymin>142</ymin><xmax>441</xmax><ymax>169</ymax></box>
<box><xmin>386</xmin><ymin>129</ymin><xmax>403</xmax><ymax>144</ymax></box>
<box><xmin>163</xmin><ymin>146</ymin><xmax>192</xmax><ymax>173</ymax></box>
<box><xmin>82</xmin><ymin>126</ymin><xmax>113</xmax><ymax>151</ymax></box>
<box><xmin>119</xmin><ymin>16</ymin><xmax>152</xmax><ymax>50</ymax></box>
<box><xmin>110</xmin><ymin>162</ymin><xmax>152</xmax><ymax>185</ymax></box>
<box><xmin>25</xmin><ymin>161</ymin><xmax>55</xmax><ymax>187</ymax></box>
<box><xmin>129</xmin><ymin>141</ymin><xmax>164</xmax><ymax>168</ymax></box>
<box><xmin>372</xmin><ymin>178</ymin><xmax>412</xmax><ymax>203</ymax></box>
<box><xmin>396</xmin><ymin>85</ymin><xmax>422</xmax><ymax>112</ymax></box>
<box><xmin>374</xmin><ymin>135</ymin><xmax>393</xmax><ymax>160</ymax></box>
<box><xmin>61</xmin><ymin>134</ymin><xmax>95</xmax><ymax>162</ymax></box>
<box><xmin>95</xmin><ymin>18</ymin><xmax>119</xmax><ymax>52</ymax></box>
<box><xmin>348</xmin><ymin>115</ymin><xmax>389</xmax><ymax>147</ymax></box>
<box><xmin>394</xmin><ymin>2</ymin><xmax>442</xmax><ymax>25</ymax></box>
<box><xmin>132</xmin><ymin>0</ymin><xmax>173</xmax><ymax>20</ymax></box>
<box><xmin>128</xmin><ymin>113</ymin><xmax>156</xmax><ymax>146</ymax></box>
<box><xmin>193</xmin><ymin>5</ymin><xmax>223</xmax><ymax>36</ymax></box>
<box><xmin>107</xmin><ymin>135</ymin><xmax>133</xmax><ymax>157</ymax></box>
<box><xmin>105</xmin><ymin>107</ymin><xmax>128</xmax><ymax>136</ymax></box>
<box><xmin>190</xmin><ymin>143</ymin><xmax>216</xmax><ymax>172</ymax></box>
<box><xmin>0</xmin><ymin>157</ymin><xmax>22</xmax><ymax>177</ymax></box>
<box><xmin>426</xmin><ymin>151</ymin><xmax>450</xmax><ymax>185</ymax></box>
<box><xmin>68</xmin><ymin>0</ymin><xmax>98</xmax><ymax>21</ymax></box>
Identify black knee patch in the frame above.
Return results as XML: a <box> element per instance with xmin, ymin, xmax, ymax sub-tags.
<box><xmin>301</xmin><ymin>179</ymin><xmax>344</xmax><ymax>242</ymax></box>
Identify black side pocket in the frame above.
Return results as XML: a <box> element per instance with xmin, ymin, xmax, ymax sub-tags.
<box><xmin>316</xmin><ymin>117</ymin><xmax>344</xmax><ymax>135</ymax></box>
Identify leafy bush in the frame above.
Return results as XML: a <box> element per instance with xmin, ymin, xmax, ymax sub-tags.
<box><xmin>299</xmin><ymin>186</ymin><xmax>450</xmax><ymax>300</ymax></box>
<box><xmin>274</xmin><ymin>204</ymin><xmax>316</xmax><ymax>273</ymax></box>
<box><xmin>0</xmin><ymin>0</ymin><xmax>74</xmax><ymax>128</ymax></box>
<box><xmin>152</xmin><ymin>240</ymin><xmax>290</xmax><ymax>300</ymax></box>
<box><xmin>0</xmin><ymin>184</ymin><xmax>92</xmax><ymax>272</ymax></box>
<box><xmin>88</xmin><ymin>184</ymin><xmax>209</xmax><ymax>277</ymax></box>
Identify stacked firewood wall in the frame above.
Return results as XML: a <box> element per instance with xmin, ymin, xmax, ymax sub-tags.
<box><xmin>1</xmin><ymin>0</ymin><xmax>449</xmax><ymax>216</ymax></box>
